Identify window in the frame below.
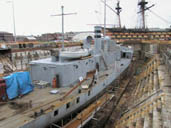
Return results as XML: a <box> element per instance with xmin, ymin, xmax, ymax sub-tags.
<box><xmin>88</xmin><ymin>90</ymin><xmax>91</xmax><ymax>96</ymax></box>
<box><xmin>76</xmin><ymin>97</ymin><xmax>80</xmax><ymax>104</ymax></box>
<box><xmin>23</xmin><ymin>44</ymin><xmax>26</xmax><ymax>48</ymax></box>
<box><xmin>66</xmin><ymin>102</ymin><xmax>70</xmax><ymax>109</ymax></box>
<box><xmin>54</xmin><ymin>109</ymin><xmax>58</xmax><ymax>116</ymax></box>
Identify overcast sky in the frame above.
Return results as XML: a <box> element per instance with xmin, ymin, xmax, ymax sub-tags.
<box><xmin>0</xmin><ymin>0</ymin><xmax>171</xmax><ymax>35</ymax></box>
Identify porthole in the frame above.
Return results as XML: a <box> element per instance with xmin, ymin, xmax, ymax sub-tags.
<box><xmin>74</xmin><ymin>65</ymin><xmax>79</xmax><ymax>69</ymax></box>
<box><xmin>43</xmin><ymin>67</ymin><xmax>47</xmax><ymax>70</ymax></box>
<box><xmin>88</xmin><ymin>90</ymin><xmax>91</xmax><ymax>96</ymax></box>
<box><xmin>54</xmin><ymin>109</ymin><xmax>58</xmax><ymax>116</ymax></box>
<box><xmin>76</xmin><ymin>97</ymin><xmax>80</xmax><ymax>104</ymax></box>
<box><xmin>66</xmin><ymin>102</ymin><xmax>70</xmax><ymax>109</ymax></box>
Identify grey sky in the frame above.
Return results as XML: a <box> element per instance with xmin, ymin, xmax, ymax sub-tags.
<box><xmin>0</xmin><ymin>0</ymin><xmax>170</xmax><ymax>35</ymax></box>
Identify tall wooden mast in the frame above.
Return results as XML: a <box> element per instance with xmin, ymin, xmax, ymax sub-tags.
<box><xmin>138</xmin><ymin>0</ymin><xmax>148</xmax><ymax>29</ymax></box>
<box><xmin>115</xmin><ymin>0</ymin><xmax>122</xmax><ymax>28</ymax></box>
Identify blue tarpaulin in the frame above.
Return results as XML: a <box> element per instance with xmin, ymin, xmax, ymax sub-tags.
<box><xmin>3</xmin><ymin>72</ymin><xmax>34</xmax><ymax>99</ymax></box>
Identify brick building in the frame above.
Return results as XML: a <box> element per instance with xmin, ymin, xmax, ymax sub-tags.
<box><xmin>39</xmin><ymin>33</ymin><xmax>62</xmax><ymax>42</ymax></box>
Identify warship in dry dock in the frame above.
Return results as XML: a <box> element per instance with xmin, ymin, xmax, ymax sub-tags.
<box><xmin>0</xmin><ymin>26</ymin><xmax>133</xmax><ymax>128</ymax></box>
<box><xmin>1</xmin><ymin>0</ymin><xmax>171</xmax><ymax>127</ymax></box>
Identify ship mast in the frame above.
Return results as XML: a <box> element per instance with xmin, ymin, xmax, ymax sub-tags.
<box><xmin>115</xmin><ymin>0</ymin><xmax>122</xmax><ymax>28</ymax></box>
<box><xmin>138</xmin><ymin>0</ymin><xmax>155</xmax><ymax>29</ymax></box>
<box><xmin>138</xmin><ymin>0</ymin><xmax>148</xmax><ymax>29</ymax></box>
<box><xmin>101</xmin><ymin>0</ymin><xmax>122</xmax><ymax>29</ymax></box>
<box><xmin>51</xmin><ymin>6</ymin><xmax>77</xmax><ymax>51</ymax></box>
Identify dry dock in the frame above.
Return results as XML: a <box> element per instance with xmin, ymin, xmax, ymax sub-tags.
<box><xmin>0</xmin><ymin>41</ymin><xmax>171</xmax><ymax>128</ymax></box>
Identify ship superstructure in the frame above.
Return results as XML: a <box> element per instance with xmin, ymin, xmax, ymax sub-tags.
<box><xmin>0</xmin><ymin>26</ymin><xmax>133</xmax><ymax>128</ymax></box>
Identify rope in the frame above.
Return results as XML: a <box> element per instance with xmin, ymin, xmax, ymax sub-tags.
<box><xmin>149</xmin><ymin>9</ymin><xmax>171</xmax><ymax>25</ymax></box>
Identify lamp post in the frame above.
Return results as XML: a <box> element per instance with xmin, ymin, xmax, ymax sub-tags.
<box><xmin>61</xmin><ymin>6</ymin><xmax>64</xmax><ymax>49</ymax></box>
<box><xmin>104</xmin><ymin>0</ymin><xmax>106</xmax><ymax>37</ymax></box>
<box><xmin>7</xmin><ymin>0</ymin><xmax>17</xmax><ymax>43</ymax></box>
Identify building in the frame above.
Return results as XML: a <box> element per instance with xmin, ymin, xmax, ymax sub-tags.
<box><xmin>65</xmin><ymin>32</ymin><xmax>77</xmax><ymax>41</ymax></box>
<box><xmin>17</xmin><ymin>36</ymin><xmax>37</xmax><ymax>42</ymax></box>
<box><xmin>39</xmin><ymin>32</ymin><xmax>77</xmax><ymax>42</ymax></box>
<box><xmin>0</xmin><ymin>32</ymin><xmax>14</xmax><ymax>43</ymax></box>
<box><xmin>39</xmin><ymin>33</ymin><xmax>62</xmax><ymax>42</ymax></box>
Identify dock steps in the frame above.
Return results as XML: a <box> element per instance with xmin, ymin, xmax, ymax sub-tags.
<box><xmin>114</xmin><ymin>55</ymin><xmax>171</xmax><ymax>128</ymax></box>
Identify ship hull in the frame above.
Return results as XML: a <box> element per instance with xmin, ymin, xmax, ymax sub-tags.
<box><xmin>21</xmin><ymin>58</ymin><xmax>131</xmax><ymax>128</ymax></box>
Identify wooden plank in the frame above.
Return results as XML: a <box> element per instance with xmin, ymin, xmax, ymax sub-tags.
<box><xmin>63</xmin><ymin>93</ymin><xmax>113</xmax><ymax>128</ymax></box>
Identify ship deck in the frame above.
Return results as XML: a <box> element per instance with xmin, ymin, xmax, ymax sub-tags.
<box><xmin>0</xmin><ymin>74</ymin><xmax>98</xmax><ymax>128</ymax></box>
<box><xmin>0</xmin><ymin>87</ymin><xmax>73</xmax><ymax>127</ymax></box>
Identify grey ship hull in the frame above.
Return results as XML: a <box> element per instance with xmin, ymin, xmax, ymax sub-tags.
<box><xmin>21</xmin><ymin>58</ymin><xmax>131</xmax><ymax>128</ymax></box>
<box><xmin>0</xmin><ymin>26</ymin><xmax>133</xmax><ymax>128</ymax></box>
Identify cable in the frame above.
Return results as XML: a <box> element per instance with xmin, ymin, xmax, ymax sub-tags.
<box><xmin>149</xmin><ymin>9</ymin><xmax>171</xmax><ymax>25</ymax></box>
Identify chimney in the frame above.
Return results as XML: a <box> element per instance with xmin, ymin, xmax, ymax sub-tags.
<box><xmin>94</xmin><ymin>26</ymin><xmax>102</xmax><ymax>54</ymax></box>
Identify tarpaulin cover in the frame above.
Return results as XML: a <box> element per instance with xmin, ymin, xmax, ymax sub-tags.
<box><xmin>3</xmin><ymin>72</ymin><xmax>34</xmax><ymax>99</ymax></box>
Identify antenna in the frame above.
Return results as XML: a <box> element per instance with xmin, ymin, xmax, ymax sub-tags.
<box><xmin>51</xmin><ymin>6</ymin><xmax>77</xmax><ymax>51</ymax></box>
